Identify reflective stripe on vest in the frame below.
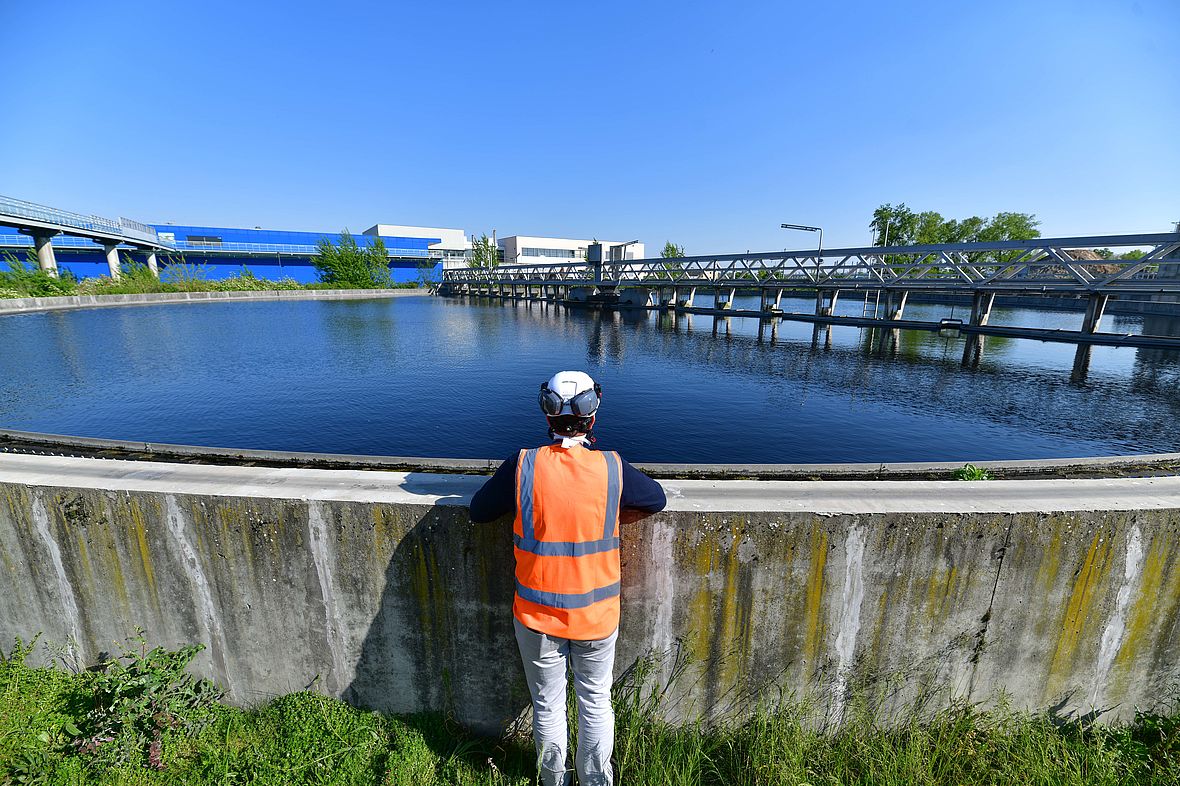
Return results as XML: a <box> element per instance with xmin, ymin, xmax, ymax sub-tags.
<box><xmin>515</xmin><ymin>579</ymin><xmax>622</xmax><ymax>609</ymax></box>
<box><xmin>513</xmin><ymin>446</ymin><xmax>622</xmax><ymax>630</ymax></box>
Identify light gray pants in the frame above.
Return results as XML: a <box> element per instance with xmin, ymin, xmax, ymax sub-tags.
<box><xmin>514</xmin><ymin>618</ymin><xmax>617</xmax><ymax>786</ymax></box>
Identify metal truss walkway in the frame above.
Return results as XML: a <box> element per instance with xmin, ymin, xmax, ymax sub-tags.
<box><xmin>440</xmin><ymin>232</ymin><xmax>1180</xmax><ymax>351</ymax></box>
<box><xmin>443</xmin><ymin>232</ymin><xmax>1180</xmax><ymax>295</ymax></box>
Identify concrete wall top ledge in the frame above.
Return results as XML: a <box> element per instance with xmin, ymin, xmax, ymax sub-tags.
<box><xmin>3</xmin><ymin>428</ymin><xmax>1180</xmax><ymax>481</ymax></box>
<box><xmin>2</xmin><ymin>452</ymin><xmax>1178</xmax><ymax>515</ymax></box>
<box><xmin>0</xmin><ymin>288</ymin><xmax>427</xmax><ymax>315</ymax></box>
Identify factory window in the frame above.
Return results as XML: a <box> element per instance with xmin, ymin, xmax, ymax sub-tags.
<box><xmin>186</xmin><ymin>235</ymin><xmax>222</xmax><ymax>246</ymax></box>
<box><xmin>522</xmin><ymin>247</ymin><xmax>576</xmax><ymax>258</ymax></box>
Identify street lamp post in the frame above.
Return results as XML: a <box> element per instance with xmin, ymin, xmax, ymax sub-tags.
<box><xmin>780</xmin><ymin>223</ymin><xmax>823</xmax><ymax>270</ymax></box>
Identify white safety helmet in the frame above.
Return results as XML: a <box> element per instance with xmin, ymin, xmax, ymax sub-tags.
<box><xmin>538</xmin><ymin>370</ymin><xmax>602</xmax><ymax>417</ymax></box>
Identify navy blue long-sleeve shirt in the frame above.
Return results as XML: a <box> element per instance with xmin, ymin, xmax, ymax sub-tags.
<box><xmin>469</xmin><ymin>446</ymin><xmax>667</xmax><ymax>523</ymax></box>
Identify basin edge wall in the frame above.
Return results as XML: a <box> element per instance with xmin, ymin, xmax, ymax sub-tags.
<box><xmin>1</xmin><ymin>453</ymin><xmax>1178</xmax><ymax>734</ymax></box>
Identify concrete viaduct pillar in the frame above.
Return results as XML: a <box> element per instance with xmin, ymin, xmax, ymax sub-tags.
<box><xmin>20</xmin><ymin>230</ymin><xmax>60</xmax><ymax>277</ymax></box>
<box><xmin>144</xmin><ymin>249</ymin><xmax>159</xmax><ymax>278</ymax></box>
<box><xmin>102</xmin><ymin>244</ymin><xmax>121</xmax><ymax>280</ymax></box>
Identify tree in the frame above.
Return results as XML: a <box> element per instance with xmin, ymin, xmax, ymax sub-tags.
<box><xmin>661</xmin><ymin>242</ymin><xmax>685</xmax><ymax>258</ymax></box>
<box><xmin>870</xmin><ymin>203</ymin><xmax>918</xmax><ymax>246</ymax></box>
<box><xmin>468</xmin><ymin>234</ymin><xmax>499</xmax><ymax>269</ymax></box>
<box><xmin>312</xmin><ymin>231</ymin><xmax>391</xmax><ymax>288</ymax></box>
<box><xmin>415</xmin><ymin>261</ymin><xmax>440</xmax><ymax>289</ymax></box>
<box><xmin>977</xmin><ymin>212</ymin><xmax>1040</xmax><ymax>243</ymax></box>
<box><xmin>870</xmin><ymin>204</ymin><xmax>1039</xmax><ymax>247</ymax></box>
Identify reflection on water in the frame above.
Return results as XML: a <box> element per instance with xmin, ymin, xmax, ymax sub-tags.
<box><xmin>1</xmin><ymin>295</ymin><xmax>1179</xmax><ymax>463</ymax></box>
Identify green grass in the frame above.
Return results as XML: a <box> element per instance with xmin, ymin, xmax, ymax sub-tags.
<box><xmin>1</xmin><ymin>641</ymin><xmax>1177</xmax><ymax>785</ymax></box>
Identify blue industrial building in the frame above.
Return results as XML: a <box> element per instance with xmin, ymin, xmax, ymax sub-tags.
<box><xmin>0</xmin><ymin>222</ymin><xmax>447</xmax><ymax>284</ymax></box>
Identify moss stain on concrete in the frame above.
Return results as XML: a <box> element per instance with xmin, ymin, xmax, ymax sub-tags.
<box><xmin>802</xmin><ymin>523</ymin><xmax>828</xmax><ymax>672</ymax></box>
<box><xmin>1048</xmin><ymin>528</ymin><xmax>1114</xmax><ymax>694</ymax></box>
<box><xmin>126</xmin><ymin>498</ymin><xmax>159</xmax><ymax>614</ymax></box>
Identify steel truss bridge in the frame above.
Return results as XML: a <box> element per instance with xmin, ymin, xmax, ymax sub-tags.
<box><xmin>443</xmin><ymin>232</ymin><xmax>1180</xmax><ymax>295</ymax></box>
<box><xmin>440</xmin><ymin>232</ymin><xmax>1180</xmax><ymax>351</ymax></box>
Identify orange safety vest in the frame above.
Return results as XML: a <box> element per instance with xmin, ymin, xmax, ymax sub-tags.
<box><xmin>513</xmin><ymin>444</ymin><xmax>623</xmax><ymax>641</ymax></box>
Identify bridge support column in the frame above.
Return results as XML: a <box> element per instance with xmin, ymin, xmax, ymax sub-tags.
<box><xmin>888</xmin><ymin>290</ymin><xmax>907</xmax><ymax>320</ymax></box>
<box><xmin>716</xmin><ymin>287</ymin><xmax>736</xmax><ymax>309</ymax></box>
<box><xmin>144</xmin><ymin>250</ymin><xmax>159</xmax><ymax>277</ymax></box>
<box><xmin>1081</xmin><ymin>293</ymin><xmax>1109</xmax><ymax>333</ymax></box>
<box><xmin>814</xmin><ymin>289</ymin><xmax>840</xmax><ymax>317</ymax></box>
<box><xmin>31</xmin><ymin>232</ymin><xmax>59</xmax><ymax>277</ymax></box>
<box><xmin>675</xmin><ymin>287</ymin><xmax>696</xmax><ymax>308</ymax></box>
<box><xmin>102</xmin><ymin>244</ymin><xmax>121</xmax><ymax>280</ymax></box>
<box><xmin>970</xmin><ymin>292</ymin><xmax>995</xmax><ymax>326</ymax></box>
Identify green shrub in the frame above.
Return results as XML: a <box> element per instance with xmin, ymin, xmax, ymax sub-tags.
<box><xmin>312</xmin><ymin>231</ymin><xmax>393</xmax><ymax>288</ymax></box>
<box><xmin>72</xmin><ymin>630</ymin><xmax>222</xmax><ymax>771</ymax></box>
<box><xmin>159</xmin><ymin>259</ymin><xmax>213</xmax><ymax>291</ymax></box>
<box><xmin>210</xmin><ymin>269</ymin><xmax>302</xmax><ymax>292</ymax></box>
<box><xmin>76</xmin><ymin>256</ymin><xmax>169</xmax><ymax>296</ymax></box>
<box><xmin>953</xmin><ymin>463</ymin><xmax>992</xmax><ymax>481</ymax></box>
<box><xmin>0</xmin><ymin>251</ymin><xmax>77</xmax><ymax>297</ymax></box>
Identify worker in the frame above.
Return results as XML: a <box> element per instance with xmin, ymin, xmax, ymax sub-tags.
<box><xmin>469</xmin><ymin>370</ymin><xmax>666</xmax><ymax>786</ymax></box>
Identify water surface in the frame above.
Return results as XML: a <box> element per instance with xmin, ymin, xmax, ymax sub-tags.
<box><xmin>1</xmin><ymin>294</ymin><xmax>1178</xmax><ymax>463</ymax></box>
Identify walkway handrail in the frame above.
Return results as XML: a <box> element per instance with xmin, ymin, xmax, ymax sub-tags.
<box><xmin>0</xmin><ymin>194</ymin><xmax>168</xmax><ymax>248</ymax></box>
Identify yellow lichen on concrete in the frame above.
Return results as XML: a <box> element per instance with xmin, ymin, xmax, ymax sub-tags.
<box><xmin>802</xmin><ymin>524</ymin><xmax>828</xmax><ymax>670</ymax></box>
<box><xmin>1037</xmin><ymin>529</ymin><xmax>1063</xmax><ymax>594</ymax></box>
<box><xmin>127</xmin><ymin>499</ymin><xmax>157</xmax><ymax>598</ymax></box>
<box><xmin>686</xmin><ymin>529</ymin><xmax>721</xmax><ymax>666</ymax></box>
<box><xmin>1048</xmin><ymin>529</ymin><xmax>1113</xmax><ymax>694</ymax></box>
<box><xmin>719</xmin><ymin>520</ymin><xmax>751</xmax><ymax>690</ymax></box>
<box><xmin>925</xmin><ymin>564</ymin><xmax>958</xmax><ymax>623</ymax></box>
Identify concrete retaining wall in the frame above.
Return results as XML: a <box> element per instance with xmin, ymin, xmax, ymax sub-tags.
<box><xmin>1</xmin><ymin>452</ymin><xmax>1178</xmax><ymax>733</ymax></box>
<box><xmin>0</xmin><ymin>288</ymin><xmax>426</xmax><ymax>315</ymax></box>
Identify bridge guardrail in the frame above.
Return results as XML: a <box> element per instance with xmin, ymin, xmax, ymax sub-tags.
<box><xmin>0</xmin><ymin>233</ymin><xmax>440</xmax><ymax>261</ymax></box>
<box><xmin>0</xmin><ymin>194</ymin><xmax>168</xmax><ymax>248</ymax></box>
<box><xmin>0</xmin><ymin>194</ymin><xmax>122</xmax><ymax>236</ymax></box>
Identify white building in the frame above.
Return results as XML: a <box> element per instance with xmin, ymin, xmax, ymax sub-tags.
<box><xmin>363</xmin><ymin>224</ymin><xmax>470</xmax><ymax>265</ymax></box>
<box><xmin>497</xmin><ymin>236</ymin><xmax>645</xmax><ymax>266</ymax></box>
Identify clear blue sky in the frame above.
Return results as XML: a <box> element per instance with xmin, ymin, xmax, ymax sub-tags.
<box><xmin>3</xmin><ymin>0</ymin><xmax>1177</xmax><ymax>253</ymax></box>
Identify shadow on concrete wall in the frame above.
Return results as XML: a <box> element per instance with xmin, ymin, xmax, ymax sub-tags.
<box><xmin>342</xmin><ymin>492</ymin><xmax>530</xmax><ymax>736</ymax></box>
<box><xmin>342</xmin><ymin>480</ymin><xmax>668</xmax><ymax>740</ymax></box>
